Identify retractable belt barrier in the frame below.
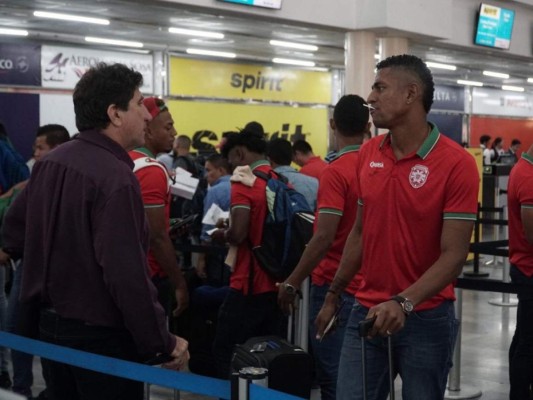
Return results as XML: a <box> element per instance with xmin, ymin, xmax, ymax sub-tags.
<box><xmin>0</xmin><ymin>332</ymin><xmax>304</xmax><ymax>400</ymax></box>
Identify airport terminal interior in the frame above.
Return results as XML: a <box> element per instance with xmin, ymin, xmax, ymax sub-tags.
<box><xmin>3</xmin><ymin>0</ymin><xmax>533</xmax><ymax>399</ymax></box>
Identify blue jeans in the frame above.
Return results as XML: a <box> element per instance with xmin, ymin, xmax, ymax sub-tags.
<box><xmin>39</xmin><ymin>309</ymin><xmax>143</xmax><ymax>400</ymax></box>
<box><xmin>337</xmin><ymin>300</ymin><xmax>458</xmax><ymax>400</ymax></box>
<box><xmin>6</xmin><ymin>261</ymin><xmax>35</xmax><ymax>397</ymax></box>
<box><xmin>509</xmin><ymin>265</ymin><xmax>533</xmax><ymax>400</ymax></box>
<box><xmin>309</xmin><ymin>284</ymin><xmax>355</xmax><ymax>400</ymax></box>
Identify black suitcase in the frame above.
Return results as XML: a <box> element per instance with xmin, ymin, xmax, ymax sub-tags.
<box><xmin>231</xmin><ymin>335</ymin><xmax>314</xmax><ymax>399</ymax></box>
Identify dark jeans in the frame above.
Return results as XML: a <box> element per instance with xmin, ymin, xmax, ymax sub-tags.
<box><xmin>39</xmin><ymin>309</ymin><xmax>143</xmax><ymax>400</ymax></box>
<box><xmin>213</xmin><ymin>289</ymin><xmax>285</xmax><ymax>379</ymax></box>
<box><xmin>509</xmin><ymin>265</ymin><xmax>533</xmax><ymax>400</ymax></box>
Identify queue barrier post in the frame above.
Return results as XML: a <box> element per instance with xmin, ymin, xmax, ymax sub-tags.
<box><xmin>444</xmin><ymin>289</ymin><xmax>482</xmax><ymax>400</ymax></box>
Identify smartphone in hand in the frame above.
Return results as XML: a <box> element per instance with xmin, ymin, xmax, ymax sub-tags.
<box><xmin>319</xmin><ymin>299</ymin><xmax>346</xmax><ymax>342</ymax></box>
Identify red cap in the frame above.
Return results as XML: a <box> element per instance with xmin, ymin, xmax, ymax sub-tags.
<box><xmin>143</xmin><ymin>97</ymin><xmax>168</xmax><ymax>119</ymax></box>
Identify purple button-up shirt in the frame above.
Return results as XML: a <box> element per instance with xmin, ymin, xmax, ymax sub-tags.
<box><xmin>3</xmin><ymin>130</ymin><xmax>175</xmax><ymax>356</ymax></box>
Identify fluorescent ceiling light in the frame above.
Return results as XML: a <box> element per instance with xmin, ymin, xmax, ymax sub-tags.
<box><xmin>425</xmin><ymin>61</ymin><xmax>457</xmax><ymax>71</ymax></box>
<box><xmin>269</xmin><ymin>40</ymin><xmax>318</xmax><ymax>51</ymax></box>
<box><xmin>169</xmin><ymin>27</ymin><xmax>224</xmax><ymax>39</ymax></box>
<box><xmin>272</xmin><ymin>58</ymin><xmax>315</xmax><ymax>67</ymax></box>
<box><xmin>34</xmin><ymin>11</ymin><xmax>109</xmax><ymax>25</ymax></box>
<box><xmin>457</xmin><ymin>79</ymin><xmax>483</xmax><ymax>87</ymax></box>
<box><xmin>483</xmin><ymin>70</ymin><xmax>509</xmax><ymax>79</ymax></box>
<box><xmin>85</xmin><ymin>37</ymin><xmax>143</xmax><ymax>48</ymax></box>
<box><xmin>502</xmin><ymin>85</ymin><xmax>524</xmax><ymax>92</ymax></box>
<box><xmin>528</xmin><ymin>78</ymin><xmax>533</xmax><ymax>84</ymax></box>
<box><xmin>0</xmin><ymin>28</ymin><xmax>28</xmax><ymax>36</ymax></box>
<box><xmin>186</xmin><ymin>48</ymin><xmax>236</xmax><ymax>58</ymax></box>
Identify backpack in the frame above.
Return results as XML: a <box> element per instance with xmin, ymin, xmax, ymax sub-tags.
<box><xmin>251</xmin><ymin>170</ymin><xmax>315</xmax><ymax>281</ymax></box>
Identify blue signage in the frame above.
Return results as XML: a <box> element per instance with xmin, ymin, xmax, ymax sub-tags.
<box><xmin>475</xmin><ymin>3</ymin><xmax>515</xmax><ymax>50</ymax></box>
<box><xmin>432</xmin><ymin>85</ymin><xmax>465</xmax><ymax>112</ymax></box>
<box><xmin>218</xmin><ymin>0</ymin><xmax>281</xmax><ymax>9</ymax></box>
<box><xmin>0</xmin><ymin>43</ymin><xmax>41</xmax><ymax>86</ymax></box>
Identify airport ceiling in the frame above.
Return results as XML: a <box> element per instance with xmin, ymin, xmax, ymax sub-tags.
<box><xmin>2</xmin><ymin>0</ymin><xmax>533</xmax><ymax>92</ymax></box>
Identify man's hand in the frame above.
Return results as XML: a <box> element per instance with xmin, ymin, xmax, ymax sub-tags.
<box><xmin>365</xmin><ymin>300</ymin><xmax>406</xmax><ymax>338</ymax></box>
<box><xmin>172</xmin><ymin>283</ymin><xmax>189</xmax><ymax>317</ymax></box>
<box><xmin>195</xmin><ymin>254</ymin><xmax>207</xmax><ymax>280</ymax></box>
<box><xmin>210</xmin><ymin>228</ymin><xmax>226</xmax><ymax>244</ymax></box>
<box><xmin>0</xmin><ymin>249</ymin><xmax>10</xmax><ymax>265</ymax></box>
<box><xmin>276</xmin><ymin>282</ymin><xmax>299</xmax><ymax>315</ymax></box>
<box><xmin>162</xmin><ymin>336</ymin><xmax>190</xmax><ymax>371</ymax></box>
<box><xmin>315</xmin><ymin>295</ymin><xmax>338</xmax><ymax>340</ymax></box>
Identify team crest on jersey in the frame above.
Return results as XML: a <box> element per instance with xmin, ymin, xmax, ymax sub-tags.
<box><xmin>409</xmin><ymin>164</ymin><xmax>429</xmax><ymax>188</ymax></box>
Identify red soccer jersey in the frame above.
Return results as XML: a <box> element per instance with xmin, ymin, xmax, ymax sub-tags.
<box><xmin>508</xmin><ymin>154</ymin><xmax>533</xmax><ymax>276</ymax></box>
<box><xmin>300</xmin><ymin>156</ymin><xmax>327</xmax><ymax>180</ymax></box>
<box><xmin>311</xmin><ymin>145</ymin><xmax>361</xmax><ymax>295</ymax></box>
<box><xmin>129</xmin><ymin>148</ymin><xmax>170</xmax><ymax>278</ymax></box>
<box><xmin>355</xmin><ymin>124</ymin><xmax>479</xmax><ymax>311</ymax></box>
<box><xmin>230</xmin><ymin>160</ymin><xmax>277</xmax><ymax>294</ymax></box>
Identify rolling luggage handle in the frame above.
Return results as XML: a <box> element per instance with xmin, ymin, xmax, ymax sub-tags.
<box><xmin>358</xmin><ymin>316</ymin><xmax>395</xmax><ymax>400</ymax></box>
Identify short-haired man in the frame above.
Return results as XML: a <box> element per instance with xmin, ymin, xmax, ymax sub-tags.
<box><xmin>292</xmin><ymin>140</ymin><xmax>327</xmax><ymax>180</ymax></box>
<box><xmin>212</xmin><ymin>130</ymin><xmax>285</xmax><ymax>378</ymax></box>
<box><xmin>317</xmin><ymin>55</ymin><xmax>479</xmax><ymax>400</ymax></box>
<box><xmin>2</xmin><ymin>63</ymin><xmax>189</xmax><ymax>400</ymax></box>
<box><xmin>266</xmin><ymin>138</ymin><xmax>318</xmax><ymax>210</ymax></box>
<box><xmin>507</xmin><ymin>143</ymin><xmax>533</xmax><ymax>399</ymax></box>
<box><xmin>33</xmin><ymin>124</ymin><xmax>71</xmax><ymax>163</ymax></box>
<box><xmin>129</xmin><ymin>97</ymin><xmax>189</xmax><ymax>321</ymax></box>
<box><xmin>196</xmin><ymin>153</ymin><xmax>231</xmax><ymax>285</ymax></box>
<box><xmin>507</xmin><ymin>139</ymin><xmax>522</xmax><ymax>163</ymax></box>
<box><xmin>278</xmin><ymin>95</ymin><xmax>369</xmax><ymax>400</ymax></box>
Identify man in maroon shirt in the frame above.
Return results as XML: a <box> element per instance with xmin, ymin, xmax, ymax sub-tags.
<box><xmin>2</xmin><ymin>63</ymin><xmax>188</xmax><ymax>400</ymax></box>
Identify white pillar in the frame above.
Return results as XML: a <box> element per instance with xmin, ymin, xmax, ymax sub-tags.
<box><xmin>344</xmin><ymin>31</ymin><xmax>376</xmax><ymax>99</ymax></box>
<box><xmin>380</xmin><ymin>37</ymin><xmax>409</xmax><ymax>59</ymax></box>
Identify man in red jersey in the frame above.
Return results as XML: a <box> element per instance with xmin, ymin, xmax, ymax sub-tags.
<box><xmin>317</xmin><ymin>55</ymin><xmax>479</xmax><ymax>400</ymax></box>
<box><xmin>129</xmin><ymin>97</ymin><xmax>189</xmax><ymax>320</ymax></box>
<box><xmin>212</xmin><ymin>129</ymin><xmax>285</xmax><ymax>379</ymax></box>
<box><xmin>278</xmin><ymin>94</ymin><xmax>369</xmax><ymax>400</ymax></box>
<box><xmin>292</xmin><ymin>140</ymin><xmax>327</xmax><ymax>179</ymax></box>
<box><xmin>507</xmin><ymin>143</ymin><xmax>533</xmax><ymax>400</ymax></box>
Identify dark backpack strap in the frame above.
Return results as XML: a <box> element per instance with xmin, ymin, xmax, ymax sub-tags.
<box><xmin>253</xmin><ymin>169</ymin><xmax>288</xmax><ymax>184</ymax></box>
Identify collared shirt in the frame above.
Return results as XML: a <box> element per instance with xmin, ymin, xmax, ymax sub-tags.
<box><xmin>311</xmin><ymin>145</ymin><xmax>361</xmax><ymax>295</ymax></box>
<box><xmin>355</xmin><ymin>123</ymin><xmax>479</xmax><ymax>311</ymax></box>
<box><xmin>5</xmin><ymin>130</ymin><xmax>175</xmax><ymax>356</ymax></box>
<box><xmin>299</xmin><ymin>156</ymin><xmax>327</xmax><ymax>180</ymax></box>
<box><xmin>508</xmin><ymin>153</ymin><xmax>533</xmax><ymax>276</ymax></box>
<box><xmin>273</xmin><ymin>165</ymin><xmax>318</xmax><ymax>211</ymax></box>
<box><xmin>129</xmin><ymin>147</ymin><xmax>171</xmax><ymax>278</ymax></box>
<box><xmin>230</xmin><ymin>160</ymin><xmax>277</xmax><ymax>295</ymax></box>
<box><xmin>201</xmin><ymin>175</ymin><xmax>231</xmax><ymax>242</ymax></box>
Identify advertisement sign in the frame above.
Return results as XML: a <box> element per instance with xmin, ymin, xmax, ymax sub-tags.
<box><xmin>0</xmin><ymin>43</ymin><xmax>41</xmax><ymax>86</ymax></box>
<box><xmin>474</xmin><ymin>3</ymin><xmax>515</xmax><ymax>50</ymax></box>
<box><xmin>168</xmin><ymin>100</ymin><xmax>329</xmax><ymax>157</ymax></box>
<box><xmin>169</xmin><ymin>57</ymin><xmax>331</xmax><ymax>104</ymax></box>
<box><xmin>432</xmin><ymin>85</ymin><xmax>465</xmax><ymax>112</ymax></box>
<box><xmin>41</xmin><ymin>45</ymin><xmax>153</xmax><ymax>92</ymax></box>
<box><xmin>472</xmin><ymin>87</ymin><xmax>533</xmax><ymax>118</ymax></box>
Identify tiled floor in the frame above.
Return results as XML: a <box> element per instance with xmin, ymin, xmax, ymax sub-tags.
<box><xmin>16</xmin><ymin>258</ymin><xmax>516</xmax><ymax>400</ymax></box>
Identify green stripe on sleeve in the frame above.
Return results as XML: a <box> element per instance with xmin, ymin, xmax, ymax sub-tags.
<box><xmin>231</xmin><ymin>204</ymin><xmax>251</xmax><ymax>210</ymax></box>
<box><xmin>144</xmin><ymin>204</ymin><xmax>165</xmax><ymax>209</ymax></box>
<box><xmin>443</xmin><ymin>212</ymin><xmax>477</xmax><ymax>221</ymax></box>
<box><xmin>318</xmin><ymin>208</ymin><xmax>343</xmax><ymax>216</ymax></box>
<box><xmin>522</xmin><ymin>204</ymin><xmax>533</xmax><ymax>209</ymax></box>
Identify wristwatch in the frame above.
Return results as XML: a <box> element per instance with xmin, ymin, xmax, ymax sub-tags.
<box><xmin>283</xmin><ymin>282</ymin><xmax>299</xmax><ymax>296</ymax></box>
<box><xmin>390</xmin><ymin>295</ymin><xmax>414</xmax><ymax>316</ymax></box>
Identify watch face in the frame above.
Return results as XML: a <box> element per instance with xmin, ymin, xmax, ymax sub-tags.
<box><xmin>284</xmin><ymin>283</ymin><xmax>295</xmax><ymax>295</ymax></box>
<box><xmin>403</xmin><ymin>300</ymin><xmax>414</xmax><ymax>313</ymax></box>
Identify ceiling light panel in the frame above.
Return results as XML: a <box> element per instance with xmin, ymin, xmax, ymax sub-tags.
<box><xmin>269</xmin><ymin>40</ymin><xmax>318</xmax><ymax>51</ymax></box>
<box><xmin>483</xmin><ymin>70</ymin><xmax>510</xmax><ymax>79</ymax></box>
<box><xmin>0</xmin><ymin>28</ymin><xmax>28</xmax><ymax>36</ymax></box>
<box><xmin>85</xmin><ymin>37</ymin><xmax>143</xmax><ymax>48</ymax></box>
<box><xmin>425</xmin><ymin>61</ymin><xmax>457</xmax><ymax>71</ymax></box>
<box><xmin>34</xmin><ymin>11</ymin><xmax>110</xmax><ymax>25</ymax></box>
<box><xmin>457</xmin><ymin>79</ymin><xmax>483</xmax><ymax>87</ymax></box>
<box><xmin>272</xmin><ymin>58</ymin><xmax>315</xmax><ymax>67</ymax></box>
<box><xmin>169</xmin><ymin>27</ymin><xmax>224</xmax><ymax>39</ymax></box>
<box><xmin>186</xmin><ymin>48</ymin><xmax>236</xmax><ymax>58</ymax></box>
<box><xmin>502</xmin><ymin>85</ymin><xmax>524</xmax><ymax>92</ymax></box>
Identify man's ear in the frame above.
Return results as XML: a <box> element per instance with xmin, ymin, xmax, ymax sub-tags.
<box><xmin>406</xmin><ymin>82</ymin><xmax>420</xmax><ymax>105</ymax></box>
<box><xmin>107</xmin><ymin>104</ymin><xmax>122</xmax><ymax>127</ymax></box>
<box><xmin>329</xmin><ymin>118</ymin><xmax>336</xmax><ymax>131</ymax></box>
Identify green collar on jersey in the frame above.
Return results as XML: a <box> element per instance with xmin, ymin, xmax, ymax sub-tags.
<box><xmin>133</xmin><ymin>147</ymin><xmax>155</xmax><ymax>158</ymax></box>
<box><xmin>250</xmin><ymin>159</ymin><xmax>270</xmax><ymax>170</ymax></box>
<box><xmin>522</xmin><ymin>152</ymin><xmax>533</xmax><ymax>165</ymax></box>
<box><xmin>330</xmin><ymin>144</ymin><xmax>360</xmax><ymax>162</ymax></box>
<box><xmin>379</xmin><ymin>121</ymin><xmax>440</xmax><ymax>160</ymax></box>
